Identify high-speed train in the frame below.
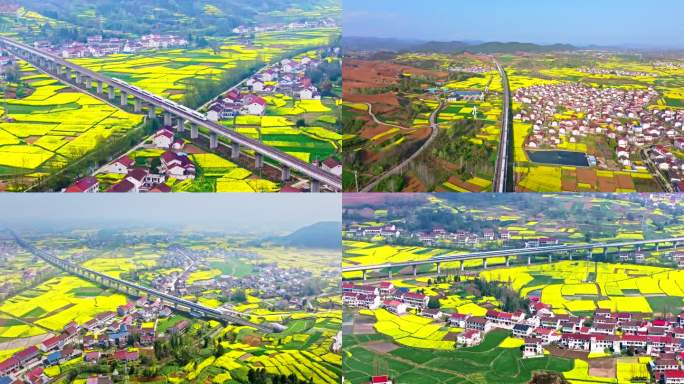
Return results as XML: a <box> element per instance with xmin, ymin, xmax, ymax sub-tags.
<box><xmin>112</xmin><ymin>77</ymin><xmax>207</xmax><ymax>121</ymax></box>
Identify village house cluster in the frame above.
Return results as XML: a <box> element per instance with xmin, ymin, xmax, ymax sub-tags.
<box><xmin>515</xmin><ymin>83</ymin><xmax>684</xmax><ymax>187</ymax></box>
<box><xmin>231</xmin><ymin>18</ymin><xmax>337</xmax><ymax>35</ymax></box>
<box><xmin>344</xmin><ymin>280</ymin><xmax>684</xmax><ymax>383</ymax></box>
<box><xmin>448</xmin><ymin>65</ymin><xmax>494</xmax><ymax>74</ymax></box>
<box><xmin>32</xmin><ymin>34</ymin><xmax>188</xmax><ymax>59</ymax></box>
<box><xmin>343</xmin><ymin>282</ymin><xmax>430</xmax><ymax>317</ymax></box>
<box><xmin>206</xmin><ymin>51</ymin><xmax>335</xmax><ymax>122</ymax></box>
<box><xmin>0</xmin><ymin>298</ymin><xmax>182</xmax><ymax>384</ymax></box>
<box><xmin>578</xmin><ymin>67</ymin><xmax>658</xmax><ymax>77</ymax></box>
<box><xmin>66</xmin><ymin>128</ymin><xmax>195</xmax><ymax>193</ymax></box>
<box><xmin>147</xmin><ymin>247</ymin><xmax>324</xmax><ymax>310</ymax></box>
<box><xmin>344</xmin><ymin>223</ymin><xmax>560</xmax><ymax>248</ymax></box>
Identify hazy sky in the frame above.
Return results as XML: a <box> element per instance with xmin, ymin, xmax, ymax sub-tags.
<box><xmin>0</xmin><ymin>194</ymin><xmax>340</xmax><ymax>234</ymax></box>
<box><xmin>344</xmin><ymin>0</ymin><xmax>684</xmax><ymax>48</ymax></box>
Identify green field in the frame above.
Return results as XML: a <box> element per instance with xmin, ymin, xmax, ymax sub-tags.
<box><xmin>343</xmin><ymin>330</ymin><xmax>573</xmax><ymax>384</ymax></box>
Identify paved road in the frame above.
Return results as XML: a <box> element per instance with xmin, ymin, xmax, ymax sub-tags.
<box><xmin>360</xmin><ymin>101</ymin><xmax>444</xmax><ymax>192</ymax></box>
<box><xmin>492</xmin><ymin>59</ymin><xmax>513</xmax><ymax>193</ymax></box>
<box><xmin>0</xmin><ymin>36</ymin><xmax>341</xmax><ymax>190</ymax></box>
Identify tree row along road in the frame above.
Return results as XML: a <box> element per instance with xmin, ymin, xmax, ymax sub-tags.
<box><xmin>360</xmin><ymin>101</ymin><xmax>445</xmax><ymax>192</ymax></box>
<box><xmin>0</xmin><ymin>36</ymin><xmax>341</xmax><ymax>190</ymax></box>
<box><xmin>492</xmin><ymin>58</ymin><xmax>513</xmax><ymax>193</ymax></box>
<box><xmin>6</xmin><ymin>228</ymin><xmax>277</xmax><ymax>333</ymax></box>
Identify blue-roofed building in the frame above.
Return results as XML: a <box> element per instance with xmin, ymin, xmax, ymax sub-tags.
<box><xmin>0</xmin><ymin>376</ymin><xmax>12</xmax><ymax>384</ymax></box>
<box><xmin>107</xmin><ymin>324</ymin><xmax>129</xmax><ymax>346</ymax></box>
<box><xmin>46</xmin><ymin>351</ymin><xmax>62</xmax><ymax>366</ymax></box>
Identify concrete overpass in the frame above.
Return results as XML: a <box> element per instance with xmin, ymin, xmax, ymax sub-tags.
<box><xmin>343</xmin><ymin>237</ymin><xmax>684</xmax><ymax>280</ymax></box>
<box><xmin>0</xmin><ymin>36</ymin><xmax>341</xmax><ymax>192</ymax></box>
<box><xmin>492</xmin><ymin>59</ymin><xmax>513</xmax><ymax>193</ymax></box>
<box><xmin>7</xmin><ymin>229</ymin><xmax>279</xmax><ymax>333</ymax></box>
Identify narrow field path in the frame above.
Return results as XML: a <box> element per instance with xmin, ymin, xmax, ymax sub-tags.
<box><xmin>360</xmin><ymin>101</ymin><xmax>444</xmax><ymax>192</ymax></box>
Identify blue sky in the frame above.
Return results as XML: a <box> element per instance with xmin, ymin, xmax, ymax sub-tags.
<box><xmin>0</xmin><ymin>194</ymin><xmax>340</xmax><ymax>234</ymax></box>
<box><xmin>344</xmin><ymin>0</ymin><xmax>684</xmax><ymax>48</ymax></box>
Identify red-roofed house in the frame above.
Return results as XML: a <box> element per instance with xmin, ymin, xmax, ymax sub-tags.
<box><xmin>382</xmin><ymin>300</ymin><xmax>407</xmax><ymax>315</ymax></box>
<box><xmin>66</xmin><ymin>176</ymin><xmax>99</xmax><ymax>193</ymax></box>
<box><xmin>39</xmin><ymin>335</ymin><xmax>64</xmax><ymax>352</ymax></box>
<box><xmin>152</xmin><ymin>129</ymin><xmax>174</xmax><ymax>149</ymax></box>
<box><xmin>113</xmin><ymin>350</ymin><xmax>138</xmax><ymax>362</ymax></box>
<box><xmin>321</xmin><ymin>156</ymin><xmax>342</xmax><ymax>176</ymax></box>
<box><xmin>103</xmin><ymin>155</ymin><xmax>134</xmax><ymax>174</ymax></box>
<box><xmin>0</xmin><ymin>357</ymin><xmax>20</xmax><ymax>375</ymax></box>
<box><xmin>107</xmin><ymin>179</ymin><xmax>136</xmax><ymax>193</ymax></box>
<box><xmin>457</xmin><ymin>329</ymin><xmax>482</xmax><ymax>347</ymax></box>
<box><xmin>241</xmin><ymin>95</ymin><xmax>266</xmax><ymax>115</ymax></box>
<box><xmin>14</xmin><ymin>346</ymin><xmax>39</xmax><ymax>364</ymax></box>
<box><xmin>84</xmin><ymin>352</ymin><xmax>101</xmax><ymax>363</ymax></box>
<box><xmin>369</xmin><ymin>376</ymin><xmax>392</xmax><ymax>384</ymax></box>
<box><xmin>125</xmin><ymin>168</ymin><xmax>149</xmax><ymax>191</ymax></box>
<box><xmin>660</xmin><ymin>370</ymin><xmax>684</xmax><ymax>384</ymax></box>
<box><xmin>26</xmin><ymin>366</ymin><xmax>45</xmax><ymax>384</ymax></box>
<box><xmin>450</xmin><ymin>313</ymin><xmax>470</xmax><ymax>328</ymax></box>
<box><xmin>160</xmin><ymin>151</ymin><xmax>196</xmax><ymax>180</ymax></box>
<box><xmin>398</xmin><ymin>292</ymin><xmax>429</xmax><ymax>309</ymax></box>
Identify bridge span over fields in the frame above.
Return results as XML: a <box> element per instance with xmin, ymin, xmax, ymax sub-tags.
<box><xmin>492</xmin><ymin>59</ymin><xmax>513</xmax><ymax>193</ymax></box>
<box><xmin>0</xmin><ymin>36</ymin><xmax>341</xmax><ymax>192</ymax></box>
<box><xmin>7</xmin><ymin>229</ymin><xmax>280</xmax><ymax>333</ymax></box>
<box><xmin>342</xmin><ymin>237</ymin><xmax>684</xmax><ymax>280</ymax></box>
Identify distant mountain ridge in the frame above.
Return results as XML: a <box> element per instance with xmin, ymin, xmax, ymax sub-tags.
<box><xmin>343</xmin><ymin>36</ymin><xmax>577</xmax><ymax>54</ymax></box>
<box><xmin>261</xmin><ymin>221</ymin><xmax>341</xmax><ymax>249</ymax></box>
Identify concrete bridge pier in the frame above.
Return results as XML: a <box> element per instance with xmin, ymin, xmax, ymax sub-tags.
<box><xmin>527</xmin><ymin>256</ymin><xmax>532</xmax><ymax>265</ymax></box>
<box><xmin>255</xmin><ymin>153</ymin><xmax>263</xmax><ymax>169</ymax></box>
<box><xmin>505</xmin><ymin>256</ymin><xmax>510</xmax><ymax>267</ymax></box>
<box><xmin>603</xmin><ymin>247</ymin><xmax>608</xmax><ymax>258</ymax></box>
<box><xmin>65</xmin><ymin>67</ymin><xmax>72</xmax><ymax>80</ymax></box>
<box><xmin>84</xmin><ymin>77</ymin><xmax>91</xmax><ymax>89</ymax></box>
<box><xmin>281</xmin><ymin>166</ymin><xmax>291</xmax><ymax>181</ymax></box>
<box><xmin>436</xmin><ymin>262</ymin><xmax>442</xmax><ymax>275</ymax></box>
<box><xmin>569</xmin><ymin>253</ymin><xmax>573</xmax><ymax>261</ymax></box>
<box><xmin>311</xmin><ymin>179</ymin><xmax>321</xmax><ymax>193</ymax></box>
<box><xmin>134</xmin><ymin>99</ymin><xmax>143</xmax><ymax>113</ymax></box>
<box><xmin>190</xmin><ymin>124</ymin><xmax>199</xmax><ymax>139</ymax></box>
<box><xmin>163</xmin><ymin>113</ymin><xmax>172</xmax><ymax>126</ymax></box>
<box><xmin>75</xmin><ymin>72</ymin><xmax>82</xmax><ymax>85</ymax></box>
<box><xmin>548</xmin><ymin>254</ymin><xmax>552</xmax><ymax>263</ymax></box>
<box><xmin>362</xmin><ymin>270</ymin><xmax>367</xmax><ymax>281</ymax></box>
<box><xmin>120</xmin><ymin>92</ymin><xmax>128</xmax><ymax>107</ymax></box>
<box><xmin>656</xmin><ymin>242</ymin><xmax>660</xmax><ymax>252</ymax></box>
<box><xmin>210</xmin><ymin>132</ymin><xmax>219</xmax><ymax>149</ymax></box>
<box><xmin>176</xmin><ymin>118</ymin><xmax>185</xmax><ymax>132</ymax></box>
<box><xmin>388</xmin><ymin>270</ymin><xmax>392</xmax><ymax>279</ymax></box>
<box><xmin>96</xmin><ymin>81</ymin><xmax>103</xmax><ymax>94</ymax></box>
<box><xmin>482</xmin><ymin>258</ymin><xmax>488</xmax><ymax>269</ymax></box>
<box><xmin>412</xmin><ymin>265</ymin><xmax>418</xmax><ymax>276</ymax></box>
<box><xmin>460</xmin><ymin>260</ymin><xmax>465</xmax><ymax>271</ymax></box>
<box><xmin>231</xmin><ymin>142</ymin><xmax>240</xmax><ymax>159</ymax></box>
<box><xmin>108</xmin><ymin>86</ymin><xmax>115</xmax><ymax>101</ymax></box>
<box><xmin>148</xmin><ymin>105</ymin><xmax>156</xmax><ymax>119</ymax></box>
